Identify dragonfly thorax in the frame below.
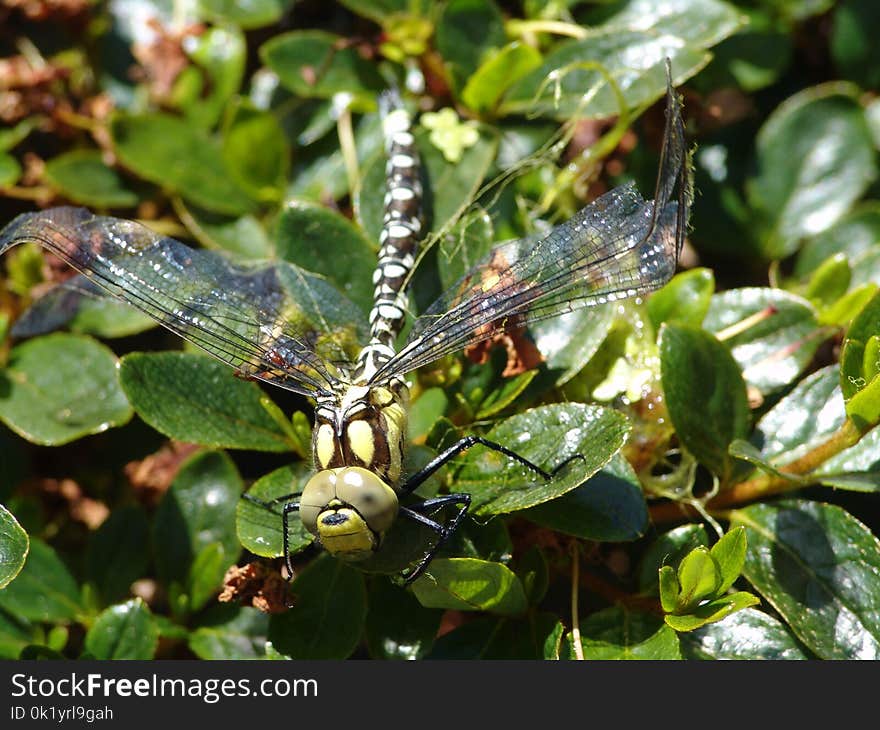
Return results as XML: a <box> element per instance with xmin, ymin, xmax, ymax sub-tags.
<box><xmin>312</xmin><ymin>381</ymin><xmax>409</xmax><ymax>487</ymax></box>
<box><xmin>299</xmin><ymin>467</ymin><xmax>400</xmax><ymax>561</ymax></box>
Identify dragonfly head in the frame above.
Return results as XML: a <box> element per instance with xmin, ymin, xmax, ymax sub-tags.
<box><xmin>300</xmin><ymin>467</ymin><xmax>399</xmax><ymax>561</ymax></box>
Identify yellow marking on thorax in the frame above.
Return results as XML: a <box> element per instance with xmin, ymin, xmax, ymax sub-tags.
<box><xmin>381</xmin><ymin>400</ymin><xmax>407</xmax><ymax>485</ymax></box>
<box><xmin>315</xmin><ymin>423</ymin><xmax>336</xmax><ymax>469</ymax></box>
<box><xmin>346</xmin><ymin>420</ymin><xmax>375</xmax><ymax>466</ymax></box>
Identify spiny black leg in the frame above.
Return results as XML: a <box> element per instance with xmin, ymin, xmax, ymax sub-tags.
<box><xmin>551</xmin><ymin>453</ymin><xmax>586</xmax><ymax>475</ymax></box>
<box><xmin>398</xmin><ymin>493</ymin><xmax>471</xmax><ymax>584</ymax></box>
<box><xmin>241</xmin><ymin>491</ymin><xmax>302</xmax><ymax>511</ymax></box>
<box><xmin>401</xmin><ymin>435</ymin><xmax>567</xmax><ymax>496</ymax></box>
<box><xmin>281</xmin><ymin>501</ymin><xmax>301</xmax><ymax>584</ymax></box>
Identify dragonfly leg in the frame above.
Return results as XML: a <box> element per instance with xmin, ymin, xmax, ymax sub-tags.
<box><xmin>400</xmin><ymin>435</ymin><xmax>569</xmax><ymax>496</ymax></box>
<box><xmin>398</xmin><ymin>493</ymin><xmax>471</xmax><ymax>584</ymax></box>
<box><xmin>241</xmin><ymin>491</ymin><xmax>302</xmax><ymax>511</ymax></box>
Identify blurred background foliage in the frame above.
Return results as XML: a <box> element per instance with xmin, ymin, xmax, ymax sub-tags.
<box><xmin>0</xmin><ymin>0</ymin><xmax>879</xmax><ymax>660</ymax></box>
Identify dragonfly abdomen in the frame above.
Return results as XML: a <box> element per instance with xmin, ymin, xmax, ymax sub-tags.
<box><xmin>354</xmin><ymin>96</ymin><xmax>423</xmax><ymax>383</ymax></box>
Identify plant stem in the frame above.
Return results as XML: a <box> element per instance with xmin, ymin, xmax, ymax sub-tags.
<box><xmin>570</xmin><ymin>541</ymin><xmax>584</xmax><ymax>660</ymax></box>
<box><xmin>649</xmin><ymin>418</ymin><xmax>864</xmax><ymax>524</ymax></box>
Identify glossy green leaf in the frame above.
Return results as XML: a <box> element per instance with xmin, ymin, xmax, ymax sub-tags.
<box><xmin>680</xmin><ymin>607</ymin><xmax>808</xmax><ymax>659</ymax></box>
<box><xmin>747</xmin><ymin>84</ymin><xmax>877</xmax><ymax>258</ymax></box>
<box><xmin>659</xmin><ymin>566</ymin><xmax>680</xmax><ymax>613</ymax></box>
<box><xmin>84</xmin><ymin>599</ymin><xmax>158</xmax><ymax>659</ymax></box>
<box><xmin>461</xmin><ymin>41</ymin><xmax>542</xmax><ymax>113</ymax></box>
<box><xmin>0</xmin><ymin>333</ymin><xmax>132</xmax><ymax>445</ymax></box>
<box><xmin>236</xmin><ymin>463</ymin><xmax>314</xmax><ymax>559</ymax></box>
<box><xmin>436</xmin><ymin>0</ymin><xmax>506</xmax><ymax>94</ymax></box>
<box><xmin>703</xmin><ymin>287</ymin><xmax>822</xmax><ymax>394</ymax></box>
<box><xmin>152</xmin><ymin>450</ymin><xmax>242</xmax><ymax>589</ymax></box>
<box><xmin>523</xmin><ymin>452</ymin><xmax>648</xmax><ymax>542</ymax></box>
<box><xmin>275</xmin><ymin>201</ymin><xmax>376</xmax><ymax>314</ymax></box>
<box><xmin>119</xmin><ymin>352</ymin><xmax>292</xmax><ymax>452</ymax></box>
<box><xmin>676</xmin><ymin>548</ymin><xmax>721</xmax><ymax>611</ymax></box>
<box><xmin>455</xmin><ymin>403</ymin><xmax>630</xmax><ymax>516</ymax></box>
<box><xmin>0</xmin><ymin>504</ymin><xmax>28</xmax><ymax>589</ymax></box>
<box><xmin>532</xmin><ymin>305</ymin><xmax>617</xmax><ymax>387</ymax></box>
<box><xmin>427</xmin><ymin>612</ymin><xmax>560</xmax><ymax>659</ymax></box>
<box><xmin>268</xmin><ymin>554</ymin><xmax>367</xmax><ymax>659</ymax></box>
<box><xmin>198</xmin><ymin>0</ymin><xmax>287</xmax><ymax>28</ymax></box>
<box><xmin>795</xmin><ymin>205</ymin><xmax>880</xmax><ymax>288</ymax></box>
<box><xmin>500</xmin><ymin>0</ymin><xmax>742</xmax><ymax>119</ymax></box>
<box><xmin>408</xmin><ymin>387</ymin><xmax>449</xmax><ymax>441</ymax></box>
<box><xmin>188</xmin><ymin>542</ymin><xmax>228</xmax><ymax>611</ymax></box>
<box><xmin>222</xmin><ymin>102</ymin><xmax>289</xmax><ymax>202</ymax></box>
<box><xmin>111</xmin><ymin>112</ymin><xmax>256</xmax><ymax>216</ymax></box>
<box><xmin>180</xmin><ymin>27</ymin><xmax>246</xmax><ymax>129</ymax></box>
<box><xmin>664</xmin><ymin>591</ymin><xmax>761</xmax><ymax>632</ymax></box>
<box><xmin>574</xmin><ymin>606</ymin><xmax>682</xmax><ymax>660</ymax></box>
<box><xmin>176</xmin><ymin>201</ymin><xmax>273</xmax><ymax>259</ymax></box>
<box><xmin>752</xmin><ymin>365</ymin><xmax>844</xmax><ymax>466</ymax></box>
<box><xmin>804</xmin><ymin>254</ymin><xmax>851</xmax><ymax>309</ymax></box>
<box><xmin>85</xmin><ymin>505</ymin><xmax>150</xmax><ymax>604</ymax></box>
<box><xmin>260</xmin><ymin>31</ymin><xmax>384</xmax><ymax>111</ymax></box>
<box><xmin>816</xmin><ymin>426</ymin><xmax>880</xmax><ymax>483</ymax></box>
<box><xmin>44</xmin><ymin>150</ymin><xmax>138</xmax><ymax>208</ymax></box>
<box><xmin>647</xmin><ymin>268</ymin><xmax>715</xmax><ymax>330</ymax></box>
<box><xmin>841</xmin><ymin>292</ymin><xmax>880</xmax><ymax>429</ymax></box>
<box><xmin>0</xmin><ymin>538</ymin><xmax>81</xmax><ymax>622</ymax></box>
<box><xmin>731</xmin><ymin>499</ymin><xmax>880</xmax><ymax>659</ymax></box>
<box><xmin>411</xmin><ymin>557</ymin><xmax>527</xmax><ymax>615</ymax></box>
<box><xmin>660</xmin><ymin>324</ymin><xmax>751</xmax><ymax>479</ymax></box>
<box><xmin>365</xmin><ymin>578</ymin><xmax>441</xmax><ymax>660</ymax></box>
<box><xmin>188</xmin><ymin>604</ymin><xmax>270</xmax><ymax>659</ymax></box>
<box><xmin>474</xmin><ymin>370</ymin><xmax>537</xmax><ymax>419</ymax></box>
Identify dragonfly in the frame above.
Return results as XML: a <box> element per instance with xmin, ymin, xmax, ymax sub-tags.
<box><xmin>0</xmin><ymin>71</ymin><xmax>691</xmax><ymax>585</ymax></box>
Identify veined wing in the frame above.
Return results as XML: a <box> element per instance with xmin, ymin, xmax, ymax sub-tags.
<box><xmin>371</xmin><ymin>75</ymin><xmax>691</xmax><ymax>383</ymax></box>
<box><xmin>0</xmin><ymin>207</ymin><xmax>369</xmax><ymax>397</ymax></box>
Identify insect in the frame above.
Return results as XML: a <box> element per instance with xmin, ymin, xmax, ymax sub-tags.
<box><xmin>0</xmin><ymin>71</ymin><xmax>691</xmax><ymax>585</ymax></box>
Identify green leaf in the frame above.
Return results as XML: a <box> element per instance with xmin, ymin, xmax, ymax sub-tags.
<box><xmin>365</xmin><ymin>578</ymin><xmax>441</xmax><ymax>660</ymax></box>
<box><xmin>659</xmin><ymin>566</ymin><xmax>680</xmax><ymax>613</ymax></box>
<box><xmin>841</xmin><ymin>292</ymin><xmax>880</xmax><ymax>429</ymax></box>
<box><xmin>198</xmin><ymin>0</ymin><xmax>287</xmax><ymax>29</ymax></box>
<box><xmin>0</xmin><ymin>608</ymin><xmax>38</xmax><ymax>659</ymax></box>
<box><xmin>268</xmin><ymin>554</ymin><xmax>367</xmax><ymax>659</ymax></box>
<box><xmin>189</xmin><ymin>604</ymin><xmax>270</xmax><ymax>659</ymax></box>
<box><xmin>175</xmin><ymin>201</ymin><xmax>273</xmax><ymax>259</ymax></box>
<box><xmin>436</xmin><ymin>0</ymin><xmax>506</xmax><ymax>94</ymax></box>
<box><xmin>188</xmin><ymin>542</ymin><xmax>229</xmax><ymax>611</ymax></box>
<box><xmin>804</xmin><ymin>253</ymin><xmax>851</xmax><ymax>309</ymax></box>
<box><xmin>236</xmin><ymin>463</ymin><xmax>314</xmax><ymax>559</ymax></box>
<box><xmin>680</xmin><ymin>607</ymin><xmax>808</xmax><ymax>659</ymax></box>
<box><xmin>710</xmin><ymin>526</ymin><xmax>748</xmax><ymax>594</ymax></box>
<box><xmin>638</xmin><ymin>524</ymin><xmax>709</xmax><ymax>594</ymax></box>
<box><xmin>747</xmin><ymin>84</ymin><xmax>877</xmax><ymax>258</ymax></box>
<box><xmin>111</xmin><ymin>112</ymin><xmax>256</xmax><ymax>216</ymax></box>
<box><xmin>517</xmin><ymin>546</ymin><xmax>549</xmax><ymax>606</ymax></box>
<box><xmin>0</xmin><ymin>153</ymin><xmax>21</xmax><ymax>187</ymax></box>
<box><xmin>152</xmin><ymin>450</ymin><xmax>242</xmax><ymax>589</ymax></box>
<box><xmin>85</xmin><ymin>505</ymin><xmax>150</xmax><ymax>604</ymax></box>
<box><xmin>222</xmin><ymin>101</ymin><xmax>289</xmax><ymax>202</ymax></box>
<box><xmin>676</xmin><ymin>547</ymin><xmax>721</xmax><ymax>611</ymax></box>
<box><xmin>0</xmin><ymin>504</ymin><xmax>28</xmax><ymax>589</ymax></box>
<box><xmin>703</xmin><ymin>287</ymin><xmax>822</xmax><ymax>394</ymax></box>
<box><xmin>275</xmin><ymin>201</ymin><xmax>376</xmax><ymax>314</ymax></box>
<box><xmin>664</xmin><ymin>591</ymin><xmax>761</xmax><ymax>632</ymax></box>
<box><xmin>0</xmin><ymin>538</ymin><xmax>81</xmax><ymax>622</ymax></box>
<box><xmin>119</xmin><ymin>352</ymin><xmax>292</xmax><ymax>452</ymax></box>
<box><xmin>532</xmin><ymin>305</ymin><xmax>617</xmax><ymax>387</ymax></box>
<box><xmin>731</xmin><ymin>499</ymin><xmax>880</xmax><ymax>659</ymax></box>
<box><xmin>647</xmin><ymin>268</ymin><xmax>715</xmax><ymax>330</ymax></box>
<box><xmin>795</xmin><ymin>205</ymin><xmax>880</xmax><ymax>284</ymax></box>
<box><xmin>660</xmin><ymin>324</ymin><xmax>751</xmax><ymax>479</ymax></box>
<box><xmin>0</xmin><ymin>118</ymin><xmax>36</xmax><ymax>151</ymax></box>
<box><xmin>411</xmin><ymin>557</ymin><xmax>528</xmax><ymax>615</ymax></box>
<box><xmin>461</xmin><ymin>41</ymin><xmax>542</xmax><ymax>113</ymax></box>
<box><xmin>44</xmin><ymin>150</ymin><xmax>139</xmax><ymax>208</ymax></box>
<box><xmin>455</xmin><ymin>403</ymin><xmax>630</xmax><ymax>516</ymax></box>
<box><xmin>523</xmin><ymin>452</ymin><xmax>648</xmax><ymax>542</ymax></box>
<box><xmin>84</xmin><ymin>598</ymin><xmax>158</xmax><ymax>659</ymax></box>
<box><xmin>260</xmin><ymin>31</ymin><xmax>385</xmax><ymax>111</ymax></box>
<box><xmin>500</xmin><ymin>0</ymin><xmax>743</xmax><ymax>119</ymax></box>
<box><xmin>0</xmin><ymin>333</ymin><xmax>133</xmax><ymax>445</ymax></box>
<box><xmin>179</xmin><ymin>26</ymin><xmax>246</xmax><ymax>129</ymax></box>
<box><xmin>575</xmin><ymin>606</ymin><xmax>681</xmax><ymax>660</ymax></box>
<box><xmin>752</xmin><ymin>365</ymin><xmax>844</xmax><ymax>468</ymax></box>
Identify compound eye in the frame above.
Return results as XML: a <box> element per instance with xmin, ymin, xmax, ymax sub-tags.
<box><xmin>300</xmin><ymin>471</ymin><xmax>338</xmax><ymax>537</ymax></box>
<box><xmin>335</xmin><ymin>467</ymin><xmax>399</xmax><ymax>535</ymax></box>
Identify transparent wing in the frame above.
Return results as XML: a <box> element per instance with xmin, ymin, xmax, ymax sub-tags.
<box><xmin>372</xmin><ymin>73</ymin><xmax>691</xmax><ymax>383</ymax></box>
<box><xmin>0</xmin><ymin>208</ymin><xmax>369</xmax><ymax>397</ymax></box>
